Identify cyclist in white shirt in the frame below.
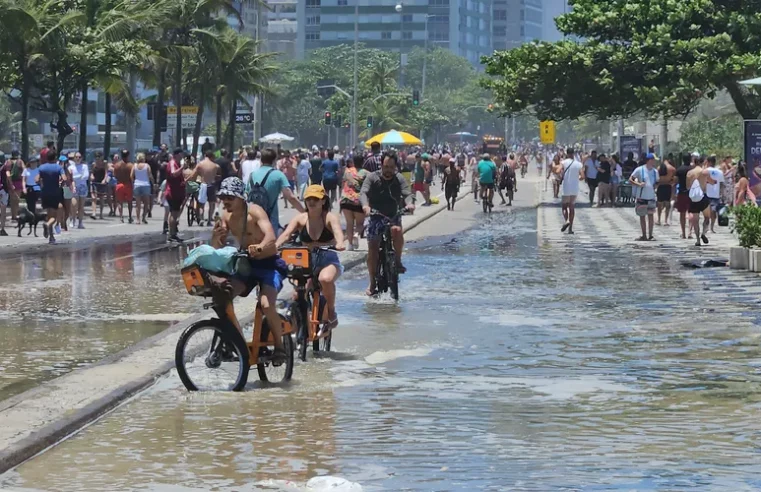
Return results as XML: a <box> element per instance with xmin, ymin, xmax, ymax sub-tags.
<box><xmin>560</xmin><ymin>147</ymin><xmax>585</xmax><ymax>234</ymax></box>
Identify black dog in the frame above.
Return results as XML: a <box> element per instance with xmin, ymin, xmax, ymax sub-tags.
<box><xmin>17</xmin><ymin>207</ymin><xmax>46</xmax><ymax>237</ymax></box>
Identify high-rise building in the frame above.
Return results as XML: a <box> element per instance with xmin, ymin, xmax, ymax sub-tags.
<box><xmin>492</xmin><ymin>0</ymin><xmax>543</xmax><ymax>50</ymax></box>
<box><xmin>266</xmin><ymin>0</ymin><xmax>298</xmax><ymax>58</ymax></box>
<box><xmin>542</xmin><ymin>0</ymin><xmax>568</xmax><ymax>42</ymax></box>
<box><xmin>296</xmin><ymin>0</ymin><xmax>493</xmax><ymax>67</ymax></box>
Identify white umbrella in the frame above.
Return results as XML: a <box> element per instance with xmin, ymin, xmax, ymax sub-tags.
<box><xmin>740</xmin><ymin>77</ymin><xmax>761</xmax><ymax>86</ymax></box>
<box><xmin>260</xmin><ymin>132</ymin><xmax>295</xmax><ymax>144</ymax></box>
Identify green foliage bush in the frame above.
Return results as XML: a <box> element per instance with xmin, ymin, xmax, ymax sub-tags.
<box><xmin>731</xmin><ymin>204</ymin><xmax>761</xmax><ymax>248</ymax></box>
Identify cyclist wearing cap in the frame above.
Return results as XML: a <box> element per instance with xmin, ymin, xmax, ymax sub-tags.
<box><xmin>476</xmin><ymin>153</ymin><xmax>497</xmax><ymax>207</ymax></box>
<box><xmin>212</xmin><ymin>176</ymin><xmax>289</xmax><ymax>365</ymax></box>
<box><xmin>360</xmin><ymin>151</ymin><xmax>414</xmax><ymax>296</ymax></box>
<box><xmin>276</xmin><ymin>184</ymin><xmax>345</xmax><ymax>334</ymax></box>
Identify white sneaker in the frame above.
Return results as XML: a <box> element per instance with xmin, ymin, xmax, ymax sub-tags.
<box><xmin>347</xmin><ymin>243</ymin><xmax>355</xmax><ymax>251</ymax></box>
<box><xmin>352</xmin><ymin>236</ymin><xmax>359</xmax><ymax>249</ymax></box>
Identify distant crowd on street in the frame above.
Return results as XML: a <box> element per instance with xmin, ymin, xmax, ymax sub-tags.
<box><xmin>544</xmin><ymin>142</ymin><xmax>748</xmax><ymax>247</ymax></box>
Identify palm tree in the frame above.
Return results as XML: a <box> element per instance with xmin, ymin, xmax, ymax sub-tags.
<box><xmin>360</xmin><ymin>98</ymin><xmax>405</xmax><ymax>138</ymax></box>
<box><xmin>364</xmin><ymin>58</ymin><xmax>399</xmax><ymax>96</ymax></box>
<box><xmin>96</xmin><ymin>71</ymin><xmax>138</xmax><ymax>157</ymax></box>
<box><xmin>159</xmin><ymin>0</ymin><xmax>243</xmax><ymax>148</ymax></box>
<box><xmin>0</xmin><ymin>0</ymin><xmax>65</xmax><ymax>160</ymax></box>
<box><xmin>214</xmin><ymin>29</ymin><xmax>275</xmax><ymax>152</ymax></box>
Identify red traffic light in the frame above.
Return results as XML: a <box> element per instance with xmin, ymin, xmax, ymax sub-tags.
<box><xmin>325</xmin><ymin>112</ymin><xmax>331</xmax><ymax>117</ymax></box>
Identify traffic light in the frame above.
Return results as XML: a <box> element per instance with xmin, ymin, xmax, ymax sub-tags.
<box><xmin>324</xmin><ymin>111</ymin><xmax>332</xmax><ymax>125</ymax></box>
<box><xmin>334</xmin><ymin>115</ymin><xmax>343</xmax><ymax>128</ymax></box>
<box><xmin>412</xmin><ymin>89</ymin><xmax>420</xmax><ymax>106</ymax></box>
<box><xmin>367</xmin><ymin>116</ymin><xmax>373</xmax><ymax>128</ymax></box>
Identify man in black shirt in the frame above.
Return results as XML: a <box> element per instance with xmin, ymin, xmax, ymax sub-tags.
<box><xmin>622</xmin><ymin>152</ymin><xmax>638</xmax><ymax>179</ymax></box>
<box><xmin>674</xmin><ymin>152</ymin><xmax>695</xmax><ymax>239</ymax></box>
<box><xmin>309</xmin><ymin>151</ymin><xmax>323</xmax><ymax>185</ymax></box>
<box><xmin>215</xmin><ymin>149</ymin><xmax>235</xmax><ymax>182</ymax></box>
<box><xmin>360</xmin><ymin>152</ymin><xmax>414</xmax><ymax>296</ymax></box>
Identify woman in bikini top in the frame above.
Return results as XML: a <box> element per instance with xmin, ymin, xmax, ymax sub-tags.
<box><xmin>277</xmin><ymin>185</ymin><xmax>345</xmax><ymax>333</ymax></box>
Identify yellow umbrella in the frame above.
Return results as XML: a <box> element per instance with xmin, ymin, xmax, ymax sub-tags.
<box><xmin>365</xmin><ymin>129</ymin><xmax>422</xmax><ymax>147</ymax></box>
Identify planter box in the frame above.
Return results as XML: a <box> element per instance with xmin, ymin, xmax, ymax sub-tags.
<box><xmin>731</xmin><ymin>246</ymin><xmax>749</xmax><ymax>270</ymax></box>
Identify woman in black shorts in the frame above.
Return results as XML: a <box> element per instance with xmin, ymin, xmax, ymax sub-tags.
<box><xmin>339</xmin><ymin>155</ymin><xmax>368</xmax><ymax>251</ymax></box>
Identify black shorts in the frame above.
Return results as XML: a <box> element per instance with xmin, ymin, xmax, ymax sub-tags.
<box><xmin>167</xmin><ymin>196</ymin><xmax>184</xmax><ymax>212</ymax></box>
<box><xmin>656</xmin><ymin>184</ymin><xmax>672</xmax><ymax>202</ymax></box>
<box><xmin>480</xmin><ymin>182</ymin><xmax>495</xmax><ymax>191</ymax></box>
<box><xmin>689</xmin><ymin>196</ymin><xmax>710</xmax><ymax>214</ymax></box>
<box><xmin>41</xmin><ymin>192</ymin><xmax>60</xmax><ymax>210</ymax></box>
<box><xmin>206</xmin><ymin>184</ymin><xmax>217</xmax><ymax>203</ymax></box>
<box><xmin>323</xmin><ymin>179</ymin><xmax>338</xmax><ymax>192</ymax></box>
<box><xmin>340</xmin><ymin>202</ymin><xmax>363</xmax><ymax>213</ymax></box>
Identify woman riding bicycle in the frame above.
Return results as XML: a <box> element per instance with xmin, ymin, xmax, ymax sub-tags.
<box><xmin>276</xmin><ymin>185</ymin><xmax>345</xmax><ymax>333</ymax></box>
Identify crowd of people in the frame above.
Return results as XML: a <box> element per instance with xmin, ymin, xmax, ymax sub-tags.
<box><xmin>544</xmin><ymin>145</ymin><xmax>745</xmax><ymax>246</ymax></box>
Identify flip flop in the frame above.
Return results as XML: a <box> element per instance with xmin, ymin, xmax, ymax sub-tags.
<box><xmin>365</xmin><ymin>288</ymin><xmax>378</xmax><ymax>297</ymax></box>
<box><xmin>270</xmin><ymin>347</ymin><xmax>288</xmax><ymax>367</ymax></box>
<box><xmin>561</xmin><ymin>222</ymin><xmax>570</xmax><ymax>232</ymax></box>
<box><xmin>701</xmin><ymin>234</ymin><xmax>709</xmax><ymax>244</ymax></box>
<box><xmin>397</xmin><ymin>264</ymin><xmax>407</xmax><ymax>274</ymax></box>
<box><xmin>635</xmin><ymin>236</ymin><xmax>648</xmax><ymax>242</ymax></box>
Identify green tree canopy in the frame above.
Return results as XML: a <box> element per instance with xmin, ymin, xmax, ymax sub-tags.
<box><xmin>482</xmin><ymin>0</ymin><xmax>761</xmax><ymax>121</ymax></box>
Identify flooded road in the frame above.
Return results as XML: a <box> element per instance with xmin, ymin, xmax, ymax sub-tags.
<box><xmin>0</xmin><ymin>237</ymin><xmax>206</xmax><ymax>400</ymax></box>
<box><xmin>5</xmin><ymin>203</ymin><xmax>761</xmax><ymax>491</ymax></box>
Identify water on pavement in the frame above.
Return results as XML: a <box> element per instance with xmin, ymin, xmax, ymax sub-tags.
<box><xmin>0</xmin><ymin>238</ymin><xmax>205</xmax><ymax>400</ymax></box>
<box><xmin>4</xmin><ymin>206</ymin><xmax>761</xmax><ymax>491</ymax></box>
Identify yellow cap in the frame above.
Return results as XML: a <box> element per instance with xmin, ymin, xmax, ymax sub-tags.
<box><xmin>304</xmin><ymin>185</ymin><xmax>326</xmax><ymax>200</ymax></box>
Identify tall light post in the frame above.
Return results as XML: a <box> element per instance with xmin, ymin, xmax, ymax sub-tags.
<box><xmin>396</xmin><ymin>2</ymin><xmax>403</xmax><ymax>87</ymax></box>
<box><xmin>421</xmin><ymin>14</ymin><xmax>438</xmax><ymax>101</ymax></box>
<box><xmin>352</xmin><ymin>2</ymin><xmax>359</xmax><ymax>148</ymax></box>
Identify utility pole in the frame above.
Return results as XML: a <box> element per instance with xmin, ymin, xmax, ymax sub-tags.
<box><xmin>253</xmin><ymin>1</ymin><xmax>264</xmax><ymax>144</ymax></box>
<box><xmin>352</xmin><ymin>2</ymin><xmax>358</xmax><ymax>148</ymax></box>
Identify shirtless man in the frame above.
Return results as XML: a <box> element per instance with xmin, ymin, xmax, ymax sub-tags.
<box><xmin>655</xmin><ymin>157</ymin><xmax>676</xmax><ymax>226</ymax></box>
<box><xmin>187</xmin><ymin>150</ymin><xmax>221</xmax><ymax>226</ymax></box>
<box><xmin>114</xmin><ymin>149</ymin><xmax>134</xmax><ymax>223</ymax></box>
<box><xmin>686</xmin><ymin>158</ymin><xmax>713</xmax><ymax>247</ymax></box>
<box><xmin>211</xmin><ymin>176</ymin><xmax>287</xmax><ymax>364</ymax></box>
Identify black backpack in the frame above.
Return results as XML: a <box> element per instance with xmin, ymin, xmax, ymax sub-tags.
<box><xmin>247</xmin><ymin>168</ymin><xmax>275</xmax><ymax>216</ymax></box>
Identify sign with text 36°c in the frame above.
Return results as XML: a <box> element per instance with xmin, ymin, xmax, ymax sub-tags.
<box><xmin>539</xmin><ymin>120</ymin><xmax>556</xmax><ymax>144</ymax></box>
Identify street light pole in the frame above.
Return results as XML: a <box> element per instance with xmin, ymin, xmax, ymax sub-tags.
<box><xmin>422</xmin><ymin>14</ymin><xmax>429</xmax><ymax>100</ymax></box>
<box><xmin>396</xmin><ymin>3</ymin><xmax>403</xmax><ymax>87</ymax></box>
<box><xmin>352</xmin><ymin>2</ymin><xmax>358</xmax><ymax>149</ymax></box>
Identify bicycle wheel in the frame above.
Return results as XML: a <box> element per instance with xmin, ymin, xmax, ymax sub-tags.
<box><xmin>257</xmin><ymin>315</ymin><xmax>295</xmax><ymax>382</ymax></box>
<box><xmin>385</xmin><ymin>238</ymin><xmax>399</xmax><ymax>301</ymax></box>
<box><xmin>482</xmin><ymin>196</ymin><xmax>488</xmax><ymax>213</ymax></box>
<box><xmin>312</xmin><ymin>295</ymin><xmax>332</xmax><ymax>352</ymax></box>
<box><xmin>293</xmin><ymin>298</ymin><xmax>309</xmax><ymax>362</ymax></box>
<box><xmin>376</xmin><ymin>244</ymin><xmax>388</xmax><ymax>294</ymax></box>
<box><xmin>175</xmin><ymin>319</ymin><xmax>249</xmax><ymax>391</ymax></box>
<box><xmin>186</xmin><ymin>204</ymin><xmax>194</xmax><ymax>227</ymax></box>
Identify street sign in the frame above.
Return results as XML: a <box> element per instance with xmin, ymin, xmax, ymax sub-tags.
<box><xmin>539</xmin><ymin>120</ymin><xmax>555</xmax><ymax>144</ymax></box>
<box><xmin>167</xmin><ymin>106</ymin><xmax>198</xmax><ymax>129</ymax></box>
<box><xmin>235</xmin><ymin>113</ymin><xmax>253</xmax><ymax>124</ymax></box>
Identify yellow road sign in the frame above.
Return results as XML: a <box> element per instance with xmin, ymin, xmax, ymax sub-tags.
<box><xmin>540</xmin><ymin>120</ymin><xmax>556</xmax><ymax>144</ymax></box>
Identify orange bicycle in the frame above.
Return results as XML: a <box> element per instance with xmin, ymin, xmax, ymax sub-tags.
<box><xmin>280</xmin><ymin>245</ymin><xmax>335</xmax><ymax>362</ymax></box>
<box><xmin>175</xmin><ymin>254</ymin><xmax>294</xmax><ymax>391</ymax></box>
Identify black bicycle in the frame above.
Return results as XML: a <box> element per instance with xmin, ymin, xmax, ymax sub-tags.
<box><xmin>186</xmin><ymin>192</ymin><xmax>203</xmax><ymax>227</ymax></box>
<box><xmin>371</xmin><ymin>210</ymin><xmax>402</xmax><ymax>300</ymax></box>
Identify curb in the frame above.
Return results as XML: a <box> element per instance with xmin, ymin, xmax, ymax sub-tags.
<box><xmin>0</xmin><ymin>188</ymin><xmax>468</xmax><ymax>475</ymax></box>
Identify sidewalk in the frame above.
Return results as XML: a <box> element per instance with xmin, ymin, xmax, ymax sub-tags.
<box><xmin>0</xmin><ymin>184</ymin><xmax>470</xmax><ymax>475</ymax></box>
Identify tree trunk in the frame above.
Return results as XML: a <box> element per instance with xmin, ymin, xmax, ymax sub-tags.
<box><xmin>228</xmin><ymin>99</ymin><xmax>236</xmax><ymax>153</ymax></box>
<box><xmin>153</xmin><ymin>69</ymin><xmax>165</xmax><ymax>148</ymax></box>
<box><xmin>104</xmin><ymin>92</ymin><xmax>112</xmax><ymax>158</ymax></box>
<box><xmin>174</xmin><ymin>56</ymin><xmax>183</xmax><ymax>148</ymax></box>
<box><xmin>191</xmin><ymin>87</ymin><xmax>205</xmax><ymax>157</ymax></box>
<box><xmin>125</xmin><ymin>73</ymin><xmax>136</xmax><ymax>156</ymax></box>
<box><xmin>726</xmin><ymin>81</ymin><xmax>755</xmax><ymax>120</ymax></box>
<box><xmin>56</xmin><ymin>110</ymin><xmax>67</xmax><ymax>154</ymax></box>
<box><xmin>79</xmin><ymin>81</ymin><xmax>88</xmax><ymax>155</ymax></box>
<box><xmin>20</xmin><ymin>69</ymin><xmax>29</xmax><ymax>162</ymax></box>
<box><xmin>215</xmin><ymin>92</ymin><xmax>222</xmax><ymax>148</ymax></box>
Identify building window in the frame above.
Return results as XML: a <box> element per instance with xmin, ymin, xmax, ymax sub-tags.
<box><xmin>494</xmin><ymin>9</ymin><xmax>507</xmax><ymax>20</ymax></box>
<box><xmin>306</xmin><ymin>32</ymin><xmax>320</xmax><ymax>41</ymax></box>
<box><xmin>306</xmin><ymin>0</ymin><xmax>320</xmax><ymax>7</ymax></box>
<box><xmin>402</xmin><ymin>31</ymin><xmax>412</xmax><ymax>40</ymax></box>
<box><xmin>306</xmin><ymin>15</ymin><xmax>321</xmax><ymax>25</ymax></box>
<box><xmin>520</xmin><ymin>26</ymin><xmax>525</xmax><ymax>36</ymax></box>
<box><xmin>402</xmin><ymin>14</ymin><xmax>412</xmax><ymax>23</ymax></box>
<box><xmin>429</xmin><ymin>0</ymin><xmax>447</xmax><ymax>4</ymax></box>
<box><xmin>338</xmin><ymin>0</ymin><xmax>348</xmax><ymax>5</ymax></box>
<box><xmin>493</xmin><ymin>26</ymin><xmax>506</xmax><ymax>37</ymax></box>
<box><xmin>520</xmin><ymin>10</ymin><xmax>524</xmax><ymax>20</ymax></box>
<box><xmin>381</xmin><ymin>31</ymin><xmax>392</xmax><ymax>40</ymax></box>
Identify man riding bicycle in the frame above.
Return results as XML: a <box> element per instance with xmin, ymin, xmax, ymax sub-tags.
<box><xmin>360</xmin><ymin>152</ymin><xmax>415</xmax><ymax>296</ymax></box>
<box><xmin>210</xmin><ymin>177</ymin><xmax>288</xmax><ymax>364</ymax></box>
<box><xmin>476</xmin><ymin>153</ymin><xmax>498</xmax><ymax>207</ymax></box>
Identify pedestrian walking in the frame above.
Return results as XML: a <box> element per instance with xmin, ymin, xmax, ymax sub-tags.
<box><xmin>630</xmin><ymin>153</ymin><xmax>658</xmax><ymax>241</ymax></box>
<box><xmin>560</xmin><ymin>148</ymin><xmax>584</xmax><ymax>234</ymax></box>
